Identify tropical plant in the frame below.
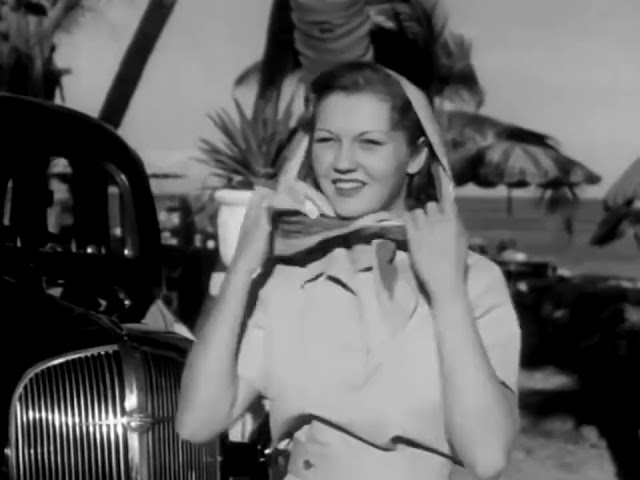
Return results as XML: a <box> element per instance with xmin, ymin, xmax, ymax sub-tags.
<box><xmin>196</xmin><ymin>91</ymin><xmax>299</xmax><ymax>190</ymax></box>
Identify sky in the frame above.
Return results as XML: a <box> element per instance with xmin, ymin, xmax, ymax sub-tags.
<box><xmin>56</xmin><ymin>0</ymin><xmax>640</xmax><ymax>197</ymax></box>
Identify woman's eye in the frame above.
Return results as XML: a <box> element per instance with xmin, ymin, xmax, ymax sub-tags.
<box><xmin>313</xmin><ymin>136</ymin><xmax>334</xmax><ymax>144</ymax></box>
<box><xmin>360</xmin><ymin>138</ymin><xmax>384</xmax><ymax>147</ymax></box>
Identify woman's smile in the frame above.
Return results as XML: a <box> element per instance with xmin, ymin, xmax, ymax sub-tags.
<box><xmin>310</xmin><ymin>92</ymin><xmax>421</xmax><ymax>218</ymax></box>
<box><xmin>331</xmin><ymin>178</ymin><xmax>368</xmax><ymax>197</ymax></box>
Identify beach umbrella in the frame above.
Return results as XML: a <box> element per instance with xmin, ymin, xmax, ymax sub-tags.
<box><xmin>454</xmin><ymin>141</ymin><xmax>601</xmax><ymax>215</ymax></box>
<box><xmin>440</xmin><ymin>110</ymin><xmax>559</xmax><ymax>149</ymax></box>
<box><xmin>441</xmin><ymin>109</ymin><xmax>560</xmax><ymax>184</ymax></box>
<box><xmin>590</xmin><ymin>157</ymin><xmax>640</xmax><ymax>248</ymax></box>
<box><xmin>438</xmin><ymin>108</ymin><xmax>601</xmax><ymax>215</ymax></box>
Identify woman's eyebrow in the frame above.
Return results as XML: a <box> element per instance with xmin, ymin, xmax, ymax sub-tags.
<box><xmin>313</xmin><ymin>128</ymin><xmax>393</xmax><ymax>137</ymax></box>
<box><xmin>358</xmin><ymin>130</ymin><xmax>391</xmax><ymax>135</ymax></box>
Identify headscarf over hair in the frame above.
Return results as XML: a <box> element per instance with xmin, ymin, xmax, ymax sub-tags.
<box><xmin>272</xmin><ymin>64</ymin><xmax>454</xmax><ymax>261</ymax></box>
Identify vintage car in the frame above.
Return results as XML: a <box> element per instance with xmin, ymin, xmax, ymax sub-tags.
<box><xmin>0</xmin><ymin>93</ymin><xmax>269</xmax><ymax>480</ymax></box>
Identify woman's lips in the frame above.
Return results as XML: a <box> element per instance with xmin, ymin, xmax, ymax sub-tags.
<box><xmin>332</xmin><ymin>179</ymin><xmax>366</xmax><ymax>197</ymax></box>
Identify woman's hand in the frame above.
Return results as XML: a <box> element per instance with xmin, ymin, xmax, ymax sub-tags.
<box><xmin>402</xmin><ymin>183</ymin><xmax>468</xmax><ymax>300</ymax></box>
<box><xmin>229</xmin><ymin>183</ymin><xmax>335</xmax><ymax>275</ymax></box>
<box><xmin>228</xmin><ymin>187</ymin><xmax>275</xmax><ymax>276</ymax></box>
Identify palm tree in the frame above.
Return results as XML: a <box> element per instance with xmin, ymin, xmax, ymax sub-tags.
<box><xmin>98</xmin><ymin>0</ymin><xmax>178</xmax><ymax>129</ymax></box>
<box><xmin>0</xmin><ymin>0</ymin><xmax>87</xmax><ymax>100</ymax></box>
<box><xmin>1</xmin><ymin>0</ymin><xmax>178</xmax><ymax>127</ymax></box>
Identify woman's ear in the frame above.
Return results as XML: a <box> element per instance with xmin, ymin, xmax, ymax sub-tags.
<box><xmin>406</xmin><ymin>141</ymin><xmax>429</xmax><ymax>175</ymax></box>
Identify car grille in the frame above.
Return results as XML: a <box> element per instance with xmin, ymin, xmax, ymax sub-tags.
<box><xmin>141</xmin><ymin>350</ymin><xmax>214</xmax><ymax>479</ymax></box>
<box><xmin>9</xmin><ymin>345</ymin><xmax>217</xmax><ymax>480</ymax></box>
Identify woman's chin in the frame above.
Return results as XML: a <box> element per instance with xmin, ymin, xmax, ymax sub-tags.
<box><xmin>331</xmin><ymin>204</ymin><xmax>379</xmax><ymax>219</ymax></box>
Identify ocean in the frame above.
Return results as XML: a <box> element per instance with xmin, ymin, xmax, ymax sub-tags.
<box><xmin>456</xmin><ymin>196</ymin><xmax>639</xmax><ymax>278</ymax></box>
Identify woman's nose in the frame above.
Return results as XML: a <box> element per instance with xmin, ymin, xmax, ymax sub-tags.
<box><xmin>332</xmin><ymin>142</ymin><xmax>356</xmax><ymax>172</ymax></box>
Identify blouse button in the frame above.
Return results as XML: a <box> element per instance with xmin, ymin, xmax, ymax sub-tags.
<box><xmin>302</xmin><ymin>459</ymin><xmax>314</xmax><ymax>470</ymax></box>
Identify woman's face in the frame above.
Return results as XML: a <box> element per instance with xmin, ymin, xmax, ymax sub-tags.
<box><xmin>310</xmin><ymin>92</ymin><xmax>425</xmax><ymax>218</ymax></box>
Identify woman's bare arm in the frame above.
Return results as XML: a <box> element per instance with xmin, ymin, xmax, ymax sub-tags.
<box><xmin>175</xmin><ymin>265</ymin><xmax>261</xmax><ymax>444</ymax></box>
<box><xmin>176</xmin><ymin>188</ymin><xmax>282</xmax><ymax>443</ymax></box>
<box><xmin>404</xmin><ymin>183</ymin><xmax>519</xmax><ymax>479</ymax></box>
<box><xmin>430</xmin><ymin>267</ymin><xmax>520</xmax><ymax>480</ymax></box>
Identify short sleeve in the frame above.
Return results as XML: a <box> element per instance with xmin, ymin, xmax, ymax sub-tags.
<box><xmin>236</xmin><ymin>289</ymin><xmax>271</xmax><ymax>395</ymax></box>
<box><xmin>468</xmin><ymin>255</ymin><xmax>522</xmax><ymax>393</ymax></box>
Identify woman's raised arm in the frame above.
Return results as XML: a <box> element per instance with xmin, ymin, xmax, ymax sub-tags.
<box><xmin>176</xmin><ymin>189</ymin><xmax>277</xmax><ymax>444</ymax></box>
<box><xmin>175</xmin><ymin>264</ymin><xmax>264</xmax><ymax>444</ymax></box>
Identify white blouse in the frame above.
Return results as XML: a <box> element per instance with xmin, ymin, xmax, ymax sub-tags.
<box><xmin>237</xmin><ymin>247</ymin><xmax>521</xmax><ymax>480</ymax></box>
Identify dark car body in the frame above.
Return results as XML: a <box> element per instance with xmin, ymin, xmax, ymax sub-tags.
<box><xmin>0</xmin><ymin>94</ymin><xmax>267</xmax><ymax>480</ymax></box>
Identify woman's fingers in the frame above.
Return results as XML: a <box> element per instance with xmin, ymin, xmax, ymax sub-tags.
<box><xmin>425</xmin><ymin>201</ymin><xmax>441</xmax><ymax>217</ymax></box>
<box><xmin>276</xmin><ymin>131</ymin><xmax>310</xmax><ymax>187</ymax></box>
<box><xmin>298</xmin><ymin>182</ymin><xmax>336</xmax><ymax>217</ymax></box>
<box><xmin>272</xmin><ymin>180</ymin><xmax>335</xmax><ymax>218</ymax></box>
<box><xmin>250</xmin><ymin>186</ymin><xmax>273</xmax><ymax>209</ymax></box>
<box><xmin>401</xmin><ymin>210</ymin><xmax>416</xmax><ymax>242</ymax></box>
<box><xmin>437</xmin><ymin>166</ymin><xmax>457</xmax><ymax>217</ymax></box>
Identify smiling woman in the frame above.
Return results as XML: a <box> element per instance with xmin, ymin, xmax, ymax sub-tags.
<box><xmin>307</xmin><ymin>62</ymin><xmax>429</xmax><ymax>218</ymax></box>
<box><xmin>177</xmin><ymin>61</ymin><xmax>521</xmax><ymax>480</ymax></box>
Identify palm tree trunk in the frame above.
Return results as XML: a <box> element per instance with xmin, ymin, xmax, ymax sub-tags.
<box><xmin>506</xmin><ymin>187</ymin><xmax>513</xmax><ymax>216</ymax></box>
<box><xmin>98</xmin><ymin>0</ymin><xmax>177</xmax><ymax>129</ymax></box>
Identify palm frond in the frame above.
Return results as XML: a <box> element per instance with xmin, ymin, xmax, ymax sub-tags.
<box><xmin>501</xmin><ymin>124</ymin><xmax>559</xmax><ymax>148</ymax></box>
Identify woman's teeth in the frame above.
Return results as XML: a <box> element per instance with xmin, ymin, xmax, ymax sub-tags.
<box><xmin>333</xmin><ymin>179</ymin><xmax>366</xmax><ymax>196</ymax></box>
<box><xmin>333</xmin><ymin>180</ymin><xmax>366</xmax><ymax>188</ymax></box>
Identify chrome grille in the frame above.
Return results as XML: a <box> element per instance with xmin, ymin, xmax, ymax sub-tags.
<box><xmin>9</xmin><ymin>344</ymin><xmax>218</xmax><ymax>480</ymax></box>
<box><xmin>9</xmin><ymin>347</ymin><xmax>128</xmax><ymax>480</ymax></box>
<box><xmin>141</xmin><ymin>351</ymin><xmax>215</xmax><ymax>480</ymax></box>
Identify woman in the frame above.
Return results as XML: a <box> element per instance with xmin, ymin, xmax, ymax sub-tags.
<box><xmin>177</xmin><ymin>62</ymin><xmax>521</xmax><ymax>480</ymax></box>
